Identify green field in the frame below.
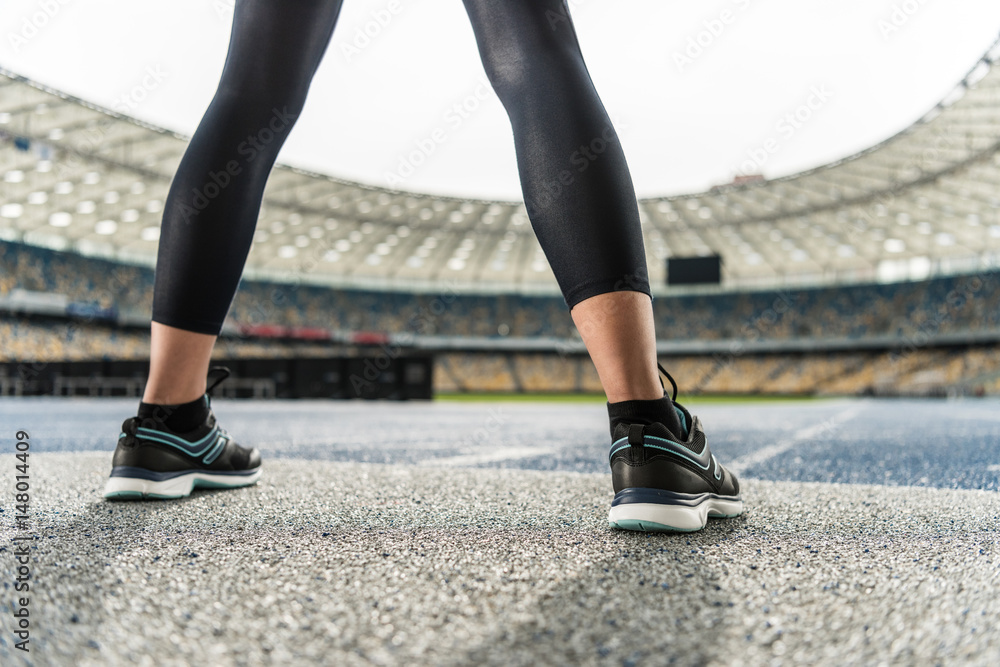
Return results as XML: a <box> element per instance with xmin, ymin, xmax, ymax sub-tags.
<box><xmin>435</xmin><ymin>392</ymin><xmax>821</xmax><ymax>404</ymax></box>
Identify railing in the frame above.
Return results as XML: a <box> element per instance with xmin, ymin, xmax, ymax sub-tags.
<box><xmin>0</xmin><ymin>376</ymin><xmax>24</xmax><ymax>396</ymax></box>
<box><xmin>53</xmin><ymin>376</ymin><xmax>145</xmax><ymax>397</ymax></box>
<box><xmin>49</xmin><ymin>376</ymin><xmax>277</xmax><ymax>399</ymax></box>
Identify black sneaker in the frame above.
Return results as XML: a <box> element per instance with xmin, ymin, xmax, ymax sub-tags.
<box><xmin>607</xmin><ymin>365</ymin><xmax>742</xmax><ymax>532</ymax></box>
<box><xmin>103</xmin><ymin>367</ymin><xmax>262</xmax><ymax>500</ymax></box>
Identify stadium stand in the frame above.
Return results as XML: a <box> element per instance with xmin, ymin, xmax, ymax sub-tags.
<box><xmin>2</xmin><ymin>239</ymin><xmax>998</xmax><ymax>397</ymax></box>
<box><xmin>3</xmin><ymin>36</ymin><xmax>1000</xmax><ymax>297</ymax></box>
<box><xmin>3</xmin><ymin>240</ymin><xmax>997</xmax><ymax>342</ymax></box>
<box><xmin>4</xmin><ymin>37</ymin><xmax>1000</xmax><ymax>398</ymax></box>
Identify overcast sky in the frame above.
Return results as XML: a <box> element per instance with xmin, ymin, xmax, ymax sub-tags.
<box><xmin>2</xmin><ymin>0</ymin><xmax>1000</xmax><ymax>200</ymax></box>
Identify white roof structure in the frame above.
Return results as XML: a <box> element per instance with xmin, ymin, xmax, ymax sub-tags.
<box><xmin>3</xmin><ymin>35</ymin><xmax>1000</xmax><ymax>295</ymax></box>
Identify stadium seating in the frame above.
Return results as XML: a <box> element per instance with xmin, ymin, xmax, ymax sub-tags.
<box><xmin>2</xmin><ymin>314</ymin><xmax>997</xmax><ymax>396</ymax></box>
<box><xmin>3</xmin><ymin>240</ymin><xmax>998</xmax><ymax>341</ymax></box>
<box><xmin>2</xmin><ymin>240</ymin><xmax>999</xmax><ymax>396</ymax></box>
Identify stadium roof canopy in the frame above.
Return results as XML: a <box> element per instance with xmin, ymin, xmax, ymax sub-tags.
<box><xmin>3</xmin><ymin>35</ymin><xmax>1000</xmax><ymax>295</ymax></box>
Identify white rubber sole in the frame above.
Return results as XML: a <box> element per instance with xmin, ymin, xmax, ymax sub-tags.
<box><xmin>103</xmin><ymin>468</ymin><xmax>262</xmax><ymax>500</ymax></box>
<box><xmin>608</xmin><ymin>497</ymin><xmax>743</xmax><ymax>532</ymax></box>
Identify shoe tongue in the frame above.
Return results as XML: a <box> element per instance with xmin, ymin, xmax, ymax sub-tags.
<box><xmin>673</xmin><ymin>404</ymin><xmax>689</xmax><ymax>440</ymax></box>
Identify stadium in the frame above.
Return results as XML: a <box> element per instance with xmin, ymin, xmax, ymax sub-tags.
<box><xmin>3</xmin><ymin>39</ymin><xmax>1000</xmax><ymax>398</ymax></box>
<box><xmin>2</xmin><ymin>5</ymin><xmax>1000</xmax><ymax>666</ymax></box>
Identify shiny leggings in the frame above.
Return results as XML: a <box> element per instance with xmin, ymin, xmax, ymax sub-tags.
<box><xmin>152</xmin><ymin>0</ymin><xmax>649</xmax><ymax>335</ymax></box>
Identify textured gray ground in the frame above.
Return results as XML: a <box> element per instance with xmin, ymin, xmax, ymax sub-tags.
<box><xmin>1</xmin><ymin>398</ymin><xmax>999</xmax><ymax>666</ymax></box>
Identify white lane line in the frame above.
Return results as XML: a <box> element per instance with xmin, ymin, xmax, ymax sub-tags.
<box><xmin>726</xmin><ymin>403</ymin><xmax>868</xmax><ymax>475</ymax></box>
<box><xmin>421</xmin><ymin>446</ymin><xmax>552</xmax><ymax>468</ymax></box>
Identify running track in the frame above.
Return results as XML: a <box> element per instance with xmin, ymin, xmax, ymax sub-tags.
<box><xmin>1</xmin><ymin>397</ymin><xmax>998</xmax><ymax>665</ymax></box>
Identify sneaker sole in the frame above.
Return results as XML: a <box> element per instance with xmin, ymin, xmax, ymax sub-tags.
<box><xmin>103</xmin><ymin>467</ymin><xmax>262</xmax><ymax>500</ymax></box>
<box><xmin>608</xmin><ymin>495</ymin><xmax>743</xmax><ymax>532</ymax></box>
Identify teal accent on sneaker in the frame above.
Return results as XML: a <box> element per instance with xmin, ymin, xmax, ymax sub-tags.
<box><xmin>609</xmin><ymin>518</ymin><xmax>701</xmax><ymax>533</ymax></box>
<box><xmin>135</xmin><ymin>425</ymin><xmax>222</xmax><ymax>461</ymax></box>
<box><xmin>675</xmin><ymin>406</ymin><xmax>688</xmax><ymax>438</ymax></box>
<box><xmin>104</xmin><ymin>490</ymin><xmax>145</xmax><ymax>500</ymax></box>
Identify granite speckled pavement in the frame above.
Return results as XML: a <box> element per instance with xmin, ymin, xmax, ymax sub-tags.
<box><xmin>1</xmin><ymin>397</ymin><xmax>999</xmax><ymax>665</ymax></box>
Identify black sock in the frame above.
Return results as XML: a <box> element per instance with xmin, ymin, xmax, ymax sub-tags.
<box><xmin>607</xmin><ymin>394</ymin><xmax>684</xmax><ymax>440</ymax></box>
<box><xmin>137</xmin><ymin>395</ymin><xmax>209</xmax><ymax>433</ymax></box>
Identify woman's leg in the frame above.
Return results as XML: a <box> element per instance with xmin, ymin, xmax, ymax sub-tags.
<box><xmin>461</xmin><ymin>0</ymin><xmax>742</xmax><ymax>533</ymax></box>
<box><xmin>144</xmin><ymin>0</ymin><xmax>345</xmax><ymax>404</ymax></box>
<box><xmin>143</xmin><ymin>323</ymin><xmax>215</xmax><ymax>404</ymax></box>
<box><xmin>570</xmin><ymin>291</ymin><xmax>662</xmax><ymax>402</ymax></box>
<box><xmin>460</xmin><ymin>0</ymin><xmax>664</xmax><ymax>404</ymax></box>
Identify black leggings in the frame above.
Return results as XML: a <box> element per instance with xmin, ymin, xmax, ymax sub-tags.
<box><xmin>152</xmin><ymin>0</ymin><xmax>650</xmax><ymax>335</ymax></box>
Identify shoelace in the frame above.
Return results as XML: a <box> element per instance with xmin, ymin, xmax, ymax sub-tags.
<box><xmin>206</xmin><ymin>366</ymin><xmax>231</xmax><ymax>395</ymax></box>
<box><xmin>657</xmin><ymin>362</ymin><xmax>679</xmax><ymax>402</ymax></box>
<box><xmin>622</xmin><ymin>365</ymin><xmax>685</xmax><ymax>457</ymax></box>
